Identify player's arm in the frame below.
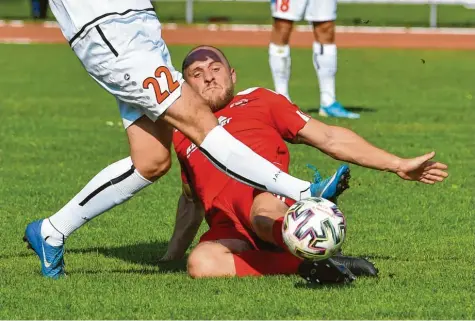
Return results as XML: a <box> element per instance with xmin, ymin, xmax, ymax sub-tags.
<box><xmin>295</xmin><ymin>118</ymin><xmax>448</xmax><ymax>183</ymax></box>
<box><xmin>295</xmin><ymin>118</ymin><xmax>402</xmax><ymax>171</ymax></box>
<box><xmin>160</xmin><ymin>182</ymin><xmax>204</xmax><ymax>262</ymax></box>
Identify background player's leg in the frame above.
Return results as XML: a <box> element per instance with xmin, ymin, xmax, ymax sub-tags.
<box><xmin>161</xmin><ymin>82</ymin><xmax>312</xmax><ymax>202</ymax></box>
<box><xmin>41</xmin><ymin>117</ymin><xmax>172</xmax><ymax>246</ymax></box>
<box><xmin>312</xmin><ymin>21</ymin><xmax>338</xmax><ymax>108</ymax></box>
<box><xmin>269</xmin><ymin>18</ymin><xmax>293</xmax><ymax>100</ymax></box>
<box><xmin>308</xmin><ymin>0</ymin><xmax>360</xmax><ymax>118</ymax></box>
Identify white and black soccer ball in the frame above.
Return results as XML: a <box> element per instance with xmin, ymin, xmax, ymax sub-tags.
<box><xmin>282</xmin><ymin>197</ymin><xmax>346</xmax><ymax>260</ymax></box>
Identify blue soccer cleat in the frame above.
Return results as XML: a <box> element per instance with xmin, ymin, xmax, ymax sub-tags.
<box><xmin>309</xmin><ymin>164</ymin><xmax>351</xmax><ymax>202</ymax></box>
<box><xmin>23</xmin><ymin>219</ymin><xmax>65</xmax><ymax>279</ymax></box>
<box><xmin>319</xmin><ymin>102</ymin><xmax>360</xmax><ymax>119</ymax></box>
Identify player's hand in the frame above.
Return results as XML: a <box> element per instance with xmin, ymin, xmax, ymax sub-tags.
<box><xmin>395</xmin><ymin>151</ymin><xmax>448</xmax><ymax>184</ymax></box>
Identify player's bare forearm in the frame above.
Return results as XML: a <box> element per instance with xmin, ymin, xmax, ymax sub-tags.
<box><xmin>160</xmin><ymin>194</ymin><xmax>204</xmax><ymax>262</ymax></box>
<box><xmin>297</xmin><ymin>119</ymin><xmax>402</xmax><ymax>172</ymax></box>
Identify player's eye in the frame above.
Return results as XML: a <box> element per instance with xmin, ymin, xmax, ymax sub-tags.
<box><xmin>212</xmin><ymin>67</ymin><xmax>220</xmax><ymax>72</ymax></box>
<box><xmin>193</xmin><ymin>73</ymin><xmax>201</xmax><ymax>78</ymax></box>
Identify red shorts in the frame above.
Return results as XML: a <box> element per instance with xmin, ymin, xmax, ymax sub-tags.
<box><xmin>199</xmin><ymin>179</ymin><xmax>296</xmax><ymax>250</ymax></box>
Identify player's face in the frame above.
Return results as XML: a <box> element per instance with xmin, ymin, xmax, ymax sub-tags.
<box><xmin>186</xmin><ymin>57</ymin><xmax>236</xmax><ymax>111</ymax></box>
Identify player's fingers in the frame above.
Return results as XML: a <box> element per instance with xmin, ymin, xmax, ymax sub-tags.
<box><xmin>420</xmin><ymin>178</ymin><xmax>435</xmax><ymax>184</ymax></box>
<box><xmin>424</xmin><ymin>174</ymin><xmax>445</xmax><ymax>182</ymax></box>
<box><xmin>426</xmin><ymin>168</ymin><xmax>449</xmax><ymax>178</ymax></box>
<box><xmin>425</xmin><ymin>162</ymin><xmax>448</xmax><ymax>170</ymax></box>
<box><xmin>417</xmin><ymin>151</ymin><xmax>436</xmax><ymax>164</ymax></box>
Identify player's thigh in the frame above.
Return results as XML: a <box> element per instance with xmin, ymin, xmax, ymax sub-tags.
<box><xmin>189</xmin><ymin>239</ymin><xmax>251</xmax><ymax>266</ymax></box>
<box><xmin>194</xmin><ymin>239</ymin><xmax>251</xmax><ymax>255</ymax></box>
<box><xmin>250</xmin><ymin>192</ymin><xmax>290</xmax><ymax>243</ymax></box>
<box><xmin>271</xmin><ymin>0</ymin><xmax>306</xmax><ymax>22</ymax></box>
<box><xmin>199</xmin><ymin>222</ymin><xmax>254</xmax><ymax>253</ymax></box>
<box><xmin>306</xmin><ymin>0</ymin><xmax>337</xmax><ymax>23</ymax></box>
<box><xmin>126</xmin><ymin>115</ymin><xmax>173</xmax><ymax>180</ymax></box>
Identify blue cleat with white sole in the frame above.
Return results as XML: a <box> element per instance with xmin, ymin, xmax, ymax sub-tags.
<box><xmin>23</xmin><ymin>219</ymin><xmax>65</xmax><ymax>279</ymax></box>
<box><xmin>319</xmin><ymin>102</ymin><xmax>360</xmax><ymax>119</ymax></box>
<box><xmin>309</xmin><ymin>164</ymin><xmax>351</xmax><ymax>202</ymax></box>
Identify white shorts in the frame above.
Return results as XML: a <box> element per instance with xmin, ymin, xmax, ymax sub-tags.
<box><xmin>270</xmin><ymin>0</ymin><xmax>337</xmax><ymax>22</ymax></box>
<box><xmin>72</xmin><ymin>11</ymin><xmax>184</xmax><ymax>128</ymax></box>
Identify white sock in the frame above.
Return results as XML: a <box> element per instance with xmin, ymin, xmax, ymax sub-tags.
<box><xmin>42</xmin><ymin>157</ymin><xmax>152</xmax><ymax>246</ymax></box>
<box><xmin>199</xmin><ymin>126</ymin><xmax>311</xmax><ymax>202</ymax></box>
<box><xmin>269</xmin><ymin>43</ymin><xmax>291</xmax><ymax>100</ymax></box>
<box><xmin>313</xmin><ymin>42</ymin><xmax>337</xmax><ymax>107</ymax></box>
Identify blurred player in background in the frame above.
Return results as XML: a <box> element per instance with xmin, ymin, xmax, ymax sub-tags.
<box><xmin>31</xmin><ymin>0</ymin><xmax>48</xmax><ymax>19</ymax></box>
<box><xmin>269</xmin><ymin>0</ymin><xmax>359</xmax><ymax>119</ymax></box>
<box><xmin>159</xmin><ymin>45</ymin><xmax>449</xmax><ymax>283</ymax></box>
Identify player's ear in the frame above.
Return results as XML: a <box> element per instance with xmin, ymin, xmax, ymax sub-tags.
<box><xmin>230</xmin><ymin>68</ymin><xmax>237</xmax><ymax>84</ymax></box>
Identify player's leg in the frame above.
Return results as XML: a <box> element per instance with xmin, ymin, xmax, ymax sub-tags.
<box><xmin>24</xmin><ymin>115</ymin><xmax>172</xmax><ymax>278</ymax></box>
<box><xmin>24</xmin><ymin>14</ymin><xmax>180</xmax><ymax>277</ymax></box>
<box><xmin>187</xmin><ymin>239</ymin><xmax>252</xmax><ymax>278</ymax></box>
<box><xmin>307</xmin><ymin>0</ymin><xmax>359</xmax><ymax>119</ymax></box>
<box><xmin>187</xmin><ymin>237</ymin><xmax>302</xmax><ymax>278</ymax></box>
<box><xmin>269</xmin><ymin>18</ymin><xmax>293</xmax><ymax>100</ymax></box>
<box><xmin>42</xmin><ymin>116</ymin><xmax>172</xmax><ymax>242</ymax></box>
<box><xmin>250</xmin><ymin>192</ymin><xmax>291</xmax><ymax>250</ymax></box>
<box><xmin>248</xmin><ymin>192</ymin><xmax>376</xmax><ymax>280</ymax></box>
<box><xmin>269</xmin><ymin>0</ymin><xmax>305</xmax><ymax>100</ymax></box>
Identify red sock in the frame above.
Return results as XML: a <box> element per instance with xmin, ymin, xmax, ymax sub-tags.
<box><xmin>233</xmin><ymin>250</ymin><xmax>301</xmax><ymax>276</ymax></box>
<box><xmin>272</xmin><ymin>217</ymin><xmax>287</xmax><ymax>250</ymax></box>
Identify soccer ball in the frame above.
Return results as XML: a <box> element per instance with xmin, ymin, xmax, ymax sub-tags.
<box><xmin>282</xmin><ymin>197</ymin><xmax>346</xmax><ymax>260</ymax></box>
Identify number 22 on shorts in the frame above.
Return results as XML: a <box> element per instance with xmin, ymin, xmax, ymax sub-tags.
<box><xmin>143</xmin><ymin>66</ymin><xmax>180</xmax><ymax>104</ymax></box>
<box><xmin>278</xmin><ymin>0</ymin><xmax>289</xmax><ymax>12</ymax></box>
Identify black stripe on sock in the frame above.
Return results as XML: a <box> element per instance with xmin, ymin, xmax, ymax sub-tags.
<box><xmin>46</xmin><ymin>219</ymin><xmax>65</xmax><ymax>241</ymax></box>
<box><xmin>199</xmin><ymin>147</ymin><xmax>267</xmax><ymax>191</ymax></box>
<box><xmin>314</xmin><ymin>53</ymin><xmax>320</xmax><ymax>69</ymax></box>
<box><xmin>79</xmin><ymin>165</ymin><xmax>135</xmax><ymax>206</ymax></box>
<box><xmin>96</xmin><ymin>26</ymin><xmax>118</xmax><ymax>57</ymax></box>
<box><xmin>69</xmin><ymin>8</ymin><xmax>155</xmax><ymax>46</ymax></box>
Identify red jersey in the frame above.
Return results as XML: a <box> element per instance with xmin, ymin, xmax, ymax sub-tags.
<box><xmin>173</xmin><ymin>87</ymin><xmax>311</xmax><ymax>211</ymax></box>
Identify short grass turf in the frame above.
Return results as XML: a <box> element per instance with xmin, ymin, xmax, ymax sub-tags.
<box><xmin>0</xmin><ymin>44</ymin><xmax>474</xmax><ymax>319</ymax></box>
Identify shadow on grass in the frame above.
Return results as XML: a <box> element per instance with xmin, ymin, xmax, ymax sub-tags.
<box><xmin>67</xmin><ymin>241</ymin><xmax>188</xmax><ymax>273</ymax></box>
<box><xmin>294</xmin><ymin>280</ymin><xmax>356</xmax><ymax>290</ymax></box>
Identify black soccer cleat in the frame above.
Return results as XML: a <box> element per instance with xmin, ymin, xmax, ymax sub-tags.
<box><xmin>298</xmin><ymin>257</ymin><xmax>357</xmax><ymax>285</ymax></box>
<box><xmin>331</xmin><ymin>255</ymin><xmax>379</xmax><ymax>277</ymax></box>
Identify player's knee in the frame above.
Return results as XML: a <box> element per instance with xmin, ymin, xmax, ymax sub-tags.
<box><xmin>133</xmin><ymin>155</ymin><xmax>171</xmax><ymax>181</ymax></box>
<box><xmin>313</xmin><ymin>21</ymin><xmax>335</xmax><ymax>43</ymax></box>
<box><xmin>271</xmin><ymin>18</ymin><xmax>293</xmax><ymax>45</ymax></box>
<box><xmin>187</xmin><ymin>244</ymin><xmax>224</xmax><ymax>278</ymax></box>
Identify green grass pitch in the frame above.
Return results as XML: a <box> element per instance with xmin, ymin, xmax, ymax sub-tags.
<box><xmin>0</xmin><ymin>44</ymin><xmax>473</xmax><ymax>319</ymax></box>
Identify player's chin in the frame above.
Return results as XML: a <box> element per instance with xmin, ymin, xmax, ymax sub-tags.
<box><xmin>207</xmin><ymin>97</ymin><xmax>227</xmax><ymax>112</ymax></box>
<box><xmin>205</xmin><ymin>90</ymin><xmax>233</xmax><ymax>111</ymax></box>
